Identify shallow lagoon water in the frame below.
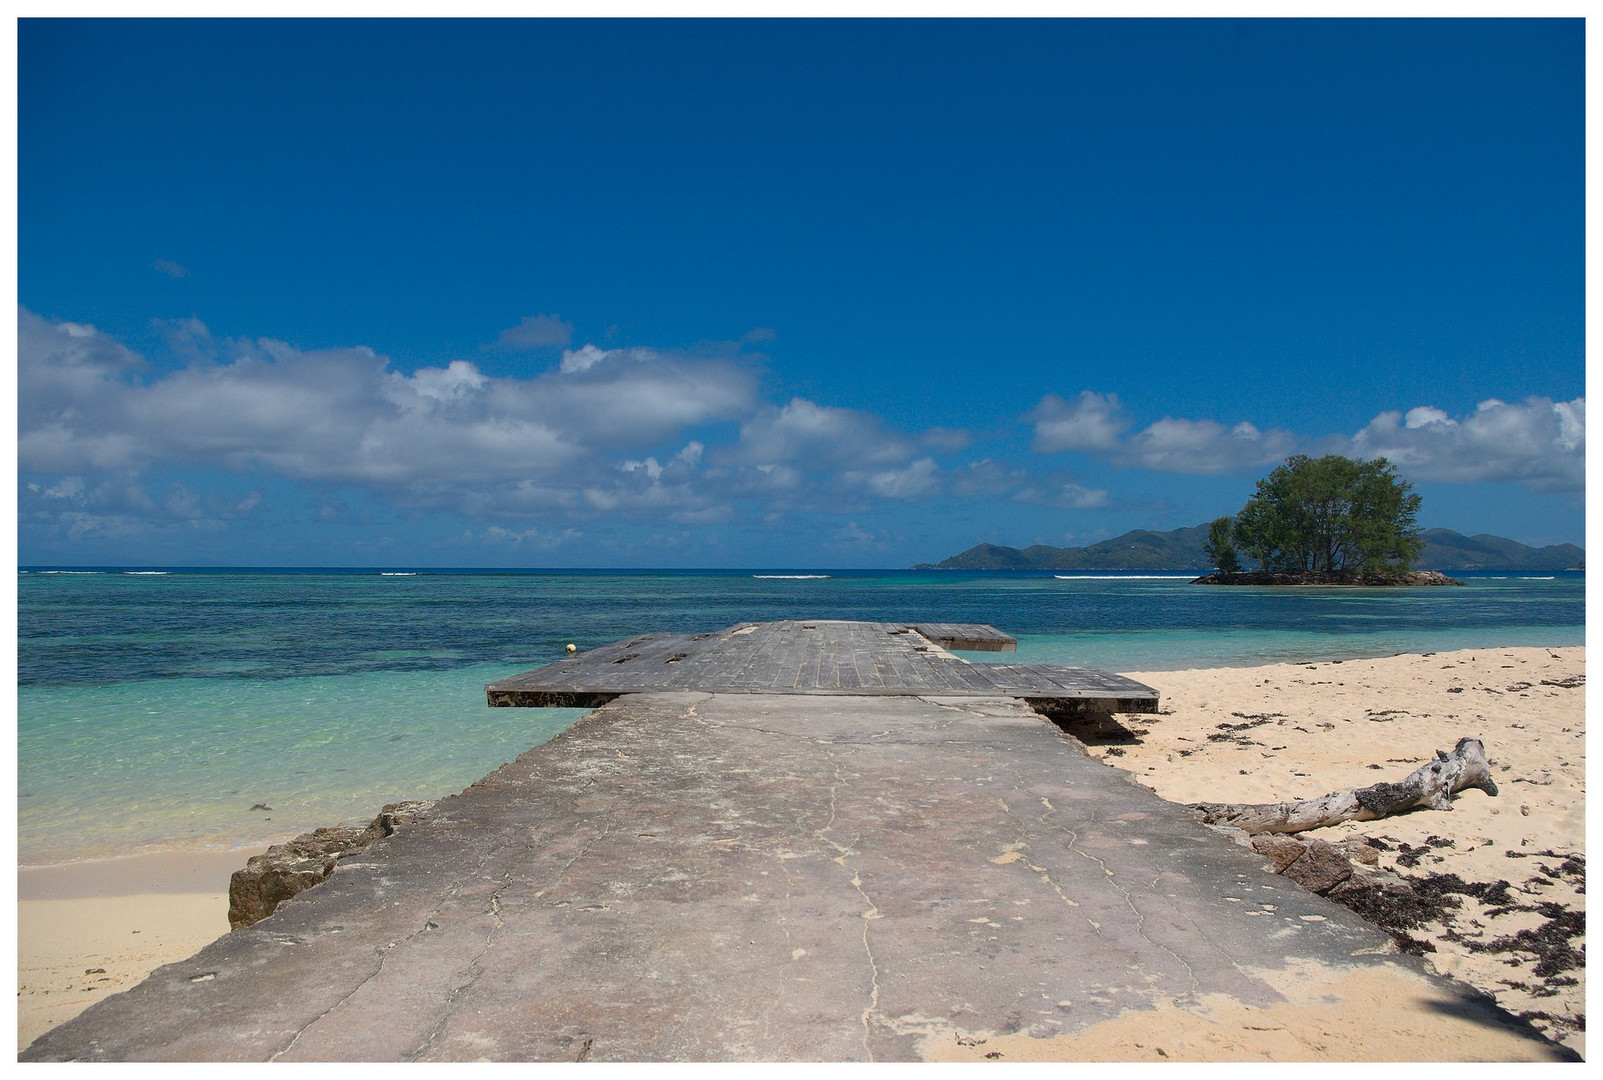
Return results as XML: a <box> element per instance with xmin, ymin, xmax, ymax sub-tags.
<box><xmin>18</xmin><ymin>568</ymin><xmax>1583</xmax><ymax>863</ymax></box>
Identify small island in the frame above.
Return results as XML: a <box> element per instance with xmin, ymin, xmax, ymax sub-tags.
<box><xmin>1191</xmin><ymin>570</ymin><xmax>1464</xmax><ymax>586</ymax></box>
<box><xmin>1195</xmin><ymin>455</ymin><xmax>1453</xmax><ymax>587</ymax></box>
<box><xmin>918</xmin><ymin>456</ymin><xmax>1581</xmax><ymax>578</ymax></box>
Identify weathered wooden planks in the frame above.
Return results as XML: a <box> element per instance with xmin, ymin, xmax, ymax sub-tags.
<box><xmin>486</xmin><ymin>620</ymin><xmax>1158</xmax><ymax>713</ymax></box>
<box><xmin>910</xmin><ymin>622</ymin><xmax>1017</xmax><ymax>652</ymax></box>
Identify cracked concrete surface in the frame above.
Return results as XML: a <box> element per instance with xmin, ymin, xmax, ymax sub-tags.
<box><xmin>22</xmin><ymin>692</ymin><xmax>1573</xmax><ymax>1061</ymax></box>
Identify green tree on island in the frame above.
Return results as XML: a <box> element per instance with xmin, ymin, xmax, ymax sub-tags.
<box><xmin>1203</xmin><ymin>515</ymin><xmax>1241</xmax><ymax>574</ymax></box>
<box><xmin>1211</xmin><ymin>455</ymin><xmax>1424</xmax><ymax>574</ymax></box>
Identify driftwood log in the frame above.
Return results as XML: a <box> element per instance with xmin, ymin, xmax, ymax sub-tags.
<box><xmin>1191</xmin><ymin>737</ymin><xmax>1498</xmax><ymax>835</ymax></box>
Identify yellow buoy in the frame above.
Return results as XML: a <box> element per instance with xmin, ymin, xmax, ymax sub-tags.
<box><xmin>565</xmin><ymin>643</ymin><xmax>577</xmax><ymax>655</ymax></box>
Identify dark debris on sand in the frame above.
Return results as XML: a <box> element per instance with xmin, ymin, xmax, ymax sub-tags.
<box><xmin>1325</xmin><ymin>852</ymin><xmax>1586</xmax><ymax>1045</ymax></box>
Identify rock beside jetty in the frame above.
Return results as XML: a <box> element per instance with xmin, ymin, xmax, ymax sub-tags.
<box><xmin>228</xmin><ymin>800</ymin><xmax>433</xmax><ymax>929</ymax></box>
<box><xmin>1247</xmin><ymin>832</ymin><xmax>1378</xmax><ymax>895</ymax></box>
<box><xmin>1191</xmin><ymin>570</ymin><xmax>1464</xmax><ymax>586</ymax></box>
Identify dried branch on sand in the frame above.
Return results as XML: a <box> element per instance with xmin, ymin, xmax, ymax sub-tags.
<box><xmin>1191</xmin><ymin>737</ymin><xmax>1498</xmax><ymax>835</ymax></box>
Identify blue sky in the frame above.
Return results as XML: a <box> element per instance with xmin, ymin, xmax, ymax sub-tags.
<box><xmin>17</xmin><ymin>17</ymin><xmax>1585</xmax><ymax>568</ymax></box>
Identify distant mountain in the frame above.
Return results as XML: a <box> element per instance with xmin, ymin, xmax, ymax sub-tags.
<box><xmin>916</xmin><ymin>526</ymin><xmax>1582</xmax><ymax>572</ymax></box>
<box><xmin>918</xmin><ymin>526</ymin><xmax>1210</xmax><ymax>571</ymax></box>
<box><xmin>1416</xmin><ymin>529</ymin><xmax>1584</xmax><ymax>572</ymax></box>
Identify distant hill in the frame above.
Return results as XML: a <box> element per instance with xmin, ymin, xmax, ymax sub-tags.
<box><xmin>1415</xmin><ymin>529</ymin><xmax>1584</xmax><ymax>572</ymax></box>
<box><xmin>915</xmin><ymin>526</ymin><xmax>1582</xmax><ymax>572</ymax></box>
<box><xmin>920</xmin><ymin>526</ymin><xmax>1212</xmax><ymax>571</ymax></box>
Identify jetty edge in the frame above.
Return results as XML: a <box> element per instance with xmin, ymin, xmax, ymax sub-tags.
<box><xmin>21</xmin><ymin>623</ymin><xmax>1574</xmax><ymax>1062</ymax></box>
<box><xmin>484</xmin><ymin>619</ymin><xmax>1160</xmax><ymax>715</ymax></box>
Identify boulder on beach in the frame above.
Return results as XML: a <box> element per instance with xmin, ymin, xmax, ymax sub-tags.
<box><xmin>227</xmin><ymin>800</ymin><xmax>433</xmax><ymax>929</ymax></box>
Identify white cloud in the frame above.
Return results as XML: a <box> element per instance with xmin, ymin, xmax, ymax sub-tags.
<box><xmin>1029</xmin><ymin>391</ymin><xmax>1131</xmax><ymax>453</ymax></box>
<box><xmin>1118</xmin><ymin>417</ymin><xmax>1298</xmax><ymax>474</ymax></box>
<box><xmin>18</xmin><ymin>311</ymin><xmax>155</xmax><ymax>474</ymax></box>
<box><xmin>391</xmin><ymin>360</ymin><xmax>488</xmax><ymax>406</ymax></box>
<box><xmin>490</xmin><ymin>313</ymin><xmax>573</xmax><ymax>351</ymax></box>
<box><xmin>1025</xmin><ymin>385</ymin><xmax>1584</xmax><ymax>494</ymax></box>
<box><xmin>953</xmin><ymin>460</ymin><xmax>1109</xmax><ymax>509</ymax></box>
<box><xmin>1349</xmin><ymin>397</ymin><xmax>1585</xmax><ymax>492</ymax></box>
<box><xmin>557</xmin><ymin>342</ymin><xmax>675</xmax><ymax>375</ymax></box>
<box><xmin>20</xmin><ymin>306</ymin><xmax>145</xmax><ymax>403</ymax></box>
<box><xmin>19</xmin><ymin>472</ymin><xmax>267</xmax><ymax>532</ymax></box>
<box><xmin>580</xmin><ymin>439</ymin><xmax>723</xmax><ymax>518</ymax></box>
<box><xmin>18</xmin><ymin>308</ymin><xmax>758</xmax><ymax>521</ymax></box>
<box><xmin>832</xmin><ymin>521</ymin><xmax>878</xmax><ymax>546</ymax></box>
<box><xmin>669</xmin><ymin>505</ymin><xmax>735</xmax><ymax>525</ymax></box>
<box><xmin>23</xmin><ymin>306</ymin><xmax>1579</xmax><ymax>554</ymax></box>
<box><xmin>723</xmin><ymin>399</ymin><xmax>965</xmax><ymax>504</ymax></box>
<box><xmin>535</xmin><ymin>358</ymin><xmax>752</xmax><ymax>446</ymax></box>
<box><xmin>1042</xmin><ymin>482</ymin><xmax>1109</xmax><ymax>509</ymax></box>
<box><xmin>734</xmin><ymin>398</ymin><xmax>917</xmax><ymax>466</ymax></box>
<box><xmin>1404</xmin><ymin>406</ymin><xmax>1452</xmax><ymax>428</ymax></box>
<box><xmin>621</xmin><ymin>457</ymin><xmax>665</xmax><ymax>481</ymax></box>
<box><xmin>38</xmin><ymin>477</ymin><xmax>87</xmax><ymax>501</ymax></box>
<box><xmin>477</xmin><ymin>524</ymin><xmax>580</xmax><ymax>550</ymax></box>
<box><xmin>53</xmin><ymin>511</ymin><xmax>159</xmax><ymax>542</ymax></box>
<box><xmin>1023</xmin><ymin>388</ymin><xmax>1296</xmax><ymax>474</ymax></box>
<box><xmin>155</xmin><ymin>316</ymin><xmax>219</xmax><ymax>364</ymax></box>
<box><xmin>153</xmin><ymin>259</ymin><xmax>189</xmax><ymax>278</ymax></box>
<box><xmin>560</xmin><ymin>343</ymin><xmax>612</xmax><ymax>372</ymax></box>
<box><xmin>845</xmin><ymin>457</ymin><xmax>940</xmax><ymax>500</ymax></box>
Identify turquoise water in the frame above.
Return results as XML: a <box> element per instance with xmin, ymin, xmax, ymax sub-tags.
<box><xmin>17</xmin><ymin>568</ymin><xmax>1584</xmax><ymax>863</ymax></box>
<box><xmin>17</xmin><ymin>664</ymin><xmax>579</xmax><ymax>863</ymax></box>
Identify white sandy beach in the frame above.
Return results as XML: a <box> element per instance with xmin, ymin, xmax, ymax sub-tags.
<box><xmin>16</xmin><ymin>847</ymin><xmax>268</xmax><ymax>1050</ymax></box>
<box><xmin>1106</xmin><ymin>644</ymin><xmax>1586</xmax><ymax>1059</ymax></box>
<box><xmin>15</xmin><ymin>646</ymin><xmax>1585</xmax><ymax>1059</ymax></box>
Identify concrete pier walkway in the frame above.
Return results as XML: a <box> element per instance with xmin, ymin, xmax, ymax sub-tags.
<box><xmin>485</xmin><ymin>620</ymin><xmax>1161</xmax><ymax>713</ymax></box>
<box><xmin>23</xmin><ymin>688</ymin><xmax>1570</xmax><ymax>1061</ymax></box>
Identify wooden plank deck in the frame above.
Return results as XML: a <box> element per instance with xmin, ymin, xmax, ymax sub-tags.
<box><xmin>908</xmin><ymin>622</ymin><xmax>1017</xmax><ymax>652</ymax></box>
<box><xmin>486</xmin><ymin>620</ymin><xmax>1158</xmax><ymax>713</ymax></box>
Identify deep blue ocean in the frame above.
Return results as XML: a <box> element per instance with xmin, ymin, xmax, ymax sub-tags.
<box><xmin>17</xmin><ymin>567</ymin><xmax>1584</xmax><ymax>864</ymax></box>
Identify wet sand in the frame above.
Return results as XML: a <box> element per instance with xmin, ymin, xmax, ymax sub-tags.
<box><xmin>17</xmin><ymin>847</ymin><xmax>267</xmax><ymax>1049</ymax></box>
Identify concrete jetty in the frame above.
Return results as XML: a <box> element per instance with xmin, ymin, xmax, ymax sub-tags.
<box><xmin>484</xmin><ymin>619</ymin><xmax>1160</xmax><ymax>713</ymax></box>
<box><xmin>22</xmin><ymin>625</ymin><xmax>1573</xmax><ymax>1061</ymax></box>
